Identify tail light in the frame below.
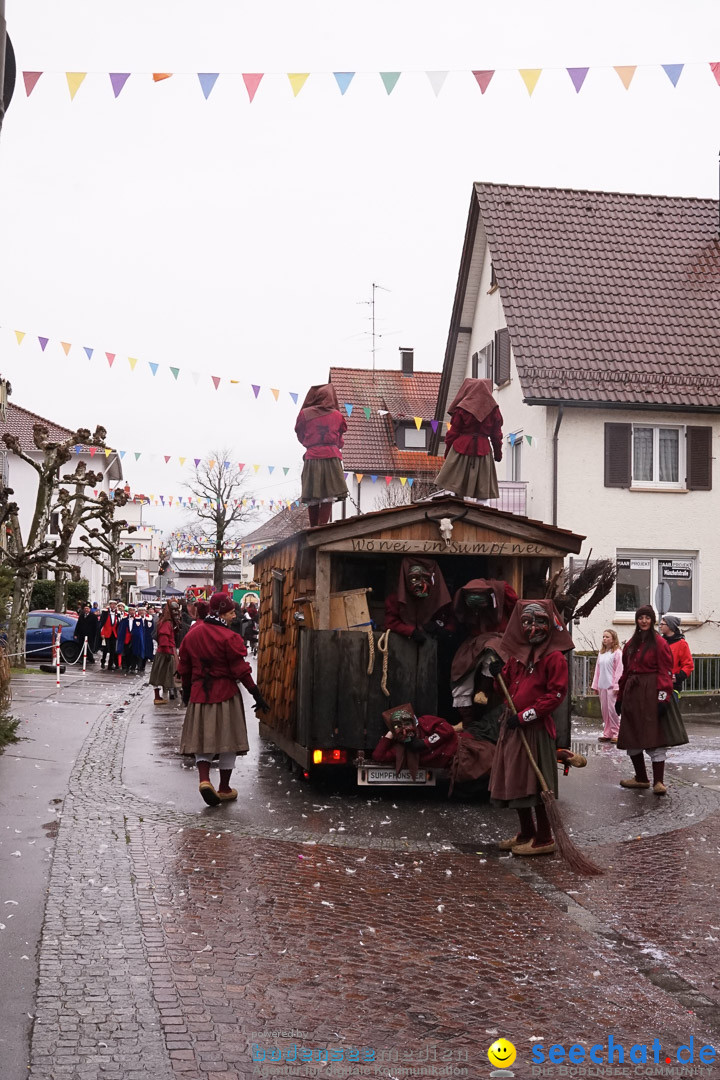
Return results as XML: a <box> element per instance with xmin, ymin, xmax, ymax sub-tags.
<box><xmin>312</xmin><ymin>749</ymin><xmax>349</xmax><ymax>765</ymax></box>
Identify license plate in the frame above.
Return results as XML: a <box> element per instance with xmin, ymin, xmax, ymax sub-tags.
<box><xmin>357</xmin><ymin>767</ymin><xmax>436</xmax><ymax>786</ymax></box>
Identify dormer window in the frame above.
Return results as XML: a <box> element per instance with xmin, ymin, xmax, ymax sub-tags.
<box><xmin>396</xmin><ymin>423</ymin><xmax>428</xmax><ymax>450</ymax></box>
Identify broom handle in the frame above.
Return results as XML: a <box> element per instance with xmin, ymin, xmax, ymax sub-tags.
<box><xmin>496</xmin><ymin>671</ymin><xmax>550</xmax><ymax>795</ymax></box>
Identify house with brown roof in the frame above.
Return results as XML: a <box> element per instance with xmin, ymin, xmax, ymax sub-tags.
<box><xmin>0</xmin><ymin>401</ymin><xmax>124</xmax><ymax>603</ymax></box>
<box><xmin>430</xmin><ymin>182</ymin><xmax>720</xmax><ymax>651</ymax></box>
<box><xmin>238</xmin><ymin>502</ymin><xmax>309</xmax><ymax>580</ymax></box>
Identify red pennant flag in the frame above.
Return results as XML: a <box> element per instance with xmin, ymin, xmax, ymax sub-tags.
<box><xmin>711</xmin><ymin>62</ymin><xmax>720</xmax><ymax>87</ymax></box>
<box><xmin>23</xmin><ymin>71</ymin><xmax>43</xmax><ymax>96</ymax></box>
<box><xmin>106</xmin><ymin>352</ymin><xmax>115</xmax><ymax>367</ymax></box>
<box><xmin>164</xmin><ymin>455</ymin><xmax>171</xmax><ymax>464</ymax></box>
<box><xmin>211</xmin><ymin>376</ymin><xmax>221</xmax><ymax>390</ymax></box>
<box><xmin>385</xmin><ymin>475</ymin><xmax>392</xmax><ymax>485</ymax></box>
<box><xmin>90</xmin><ymin>447</ymin><xmax>97</xmax><ymax>457</ymax></box>
<box><xmin>472</xmin><ymin>70</ymin><xmax>494</xmax><ymax>94</ymax></box>
<box><xmin>243</xmin><ymin>73</ymin><xmax>264</xmax><ymax>102</ymax></box>
<box><xmin>238</xmin><ymin>463</ymin><xmax>245</xmax><ymax>470</ymax></box>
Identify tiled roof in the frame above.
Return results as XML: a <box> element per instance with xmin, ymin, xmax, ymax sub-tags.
<box><xmin>240</xmin><ymin>502</ymin><xmax>309</xmax><ymax>545</ymax></box>
<box><xmin>329</xmin><ymin>367</ymin><xmax>445</xmax><ymax>476</ymax></box>
<box><xmin>476</xmin><ymin>183</ymin><xmax>720</xmax><ymax>408</ymax></box>
<box><xmin>1</xmin><ymin>402</ymin><xmax>77</xmax><ymax>451</ymax></box>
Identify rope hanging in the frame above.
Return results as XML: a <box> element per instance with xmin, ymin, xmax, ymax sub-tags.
<box><xmin>377</xmin><ymin>629</ymin><xmax>391</xmax><ymax>697</ymax></box>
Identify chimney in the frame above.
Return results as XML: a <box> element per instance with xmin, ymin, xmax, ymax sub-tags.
<box><xmin>400</xmin><ymin>347</ymin><xmax>414</xmax><ymax>376</ymax></box>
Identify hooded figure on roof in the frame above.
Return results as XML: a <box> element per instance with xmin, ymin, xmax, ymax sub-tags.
<box><xmin>451</xmin><ymin>579</ymin><xmax>518</xmax><ymax>740</ymax></box>
<box><xmin>384</xmin><ymin>557</ymin><xmax>455</xmax><ymax>642</ymax></box>
<box><xmin>295</xmin><ymin>383</ymin><xmax>348</xmax><ymax>527</ymax></box>
<box><xmin>489</xmin><ymin>599</ymin><xmax>574</xmax><ymax>858</ymax></box>
<box><xmin>434</xmin><ymin>378</ymin><xmax>503</xmax><ymax>501</ymax></box>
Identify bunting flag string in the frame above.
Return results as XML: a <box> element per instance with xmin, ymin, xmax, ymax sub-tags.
<box><xmin>4</xmin><ymin>325</ymin><xmax>538</xmax><ymax>437</ymax></box>
<box><xmin>17</xmin><ymin>61</ymin><xmax>720</xmax><ymax>101</ymax></box>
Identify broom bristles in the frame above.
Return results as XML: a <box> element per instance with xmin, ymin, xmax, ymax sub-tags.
<box><xmin>541</xmin><ymin>791</ymin><xmax>604</xmax><ymax>877</ymax></box>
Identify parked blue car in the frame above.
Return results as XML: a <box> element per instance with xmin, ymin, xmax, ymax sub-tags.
<box><xmin>25</xmin><ymin>611</ymin><xmax>78</xmax><ymax>661</ymax></box>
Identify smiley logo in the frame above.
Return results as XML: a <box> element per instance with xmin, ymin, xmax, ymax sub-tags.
<box><xmin>487</xmin><ymin>1039</ymin><xmax>517</xmax><ymax>1069</ymax></box>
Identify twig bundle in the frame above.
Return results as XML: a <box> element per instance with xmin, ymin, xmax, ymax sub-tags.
<box><xmin>545</xmin><ymin>557</ymin><xmax>617</xmax><ymax>623</ymax></box>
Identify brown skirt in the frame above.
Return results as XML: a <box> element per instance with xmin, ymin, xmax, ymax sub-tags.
<box><xmin>149</xmin><ymin>651</ymin><xmax>176</xmax><ymax>690</ymax></box>
<box><xmin>489</xmin><ymin>720</ymin><xmax>558</xmax><ymax>807</ymax></box>
<box><xmin>434</xmin><ymin>447</ymin><xmax>499</xmax><ymax>500</ymax></box>
<box><xmin>301</xmin><ymin>458</ymin><xmax>348</xmax><ymax>504</ymax></box>
<box><xmin>617</xmin><ymin>672</ymin><xmax>678</xmax><ymax>751</ymax></box>
<box><xmin>180</xmin><ymin>695</ymin><xmax>250</xmax><ymax>756</ymax></box>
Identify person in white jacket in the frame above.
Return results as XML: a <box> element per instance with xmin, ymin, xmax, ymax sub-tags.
<box><xmin>591</xmin><ymin>630</ymin><xmax>623</xmax><ymax>742</ymax></box>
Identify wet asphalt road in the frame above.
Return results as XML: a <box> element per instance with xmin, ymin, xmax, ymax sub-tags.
<box><xmin>121</xmin><ymin>657</ymin><xmax>720</xmax><ymax>846</ymax></box>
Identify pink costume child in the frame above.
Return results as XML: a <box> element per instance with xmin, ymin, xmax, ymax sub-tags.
<box><xmin>591</xmin><ymin>630</ymin><xmax>623</xmax><ymax>741</ymax></box>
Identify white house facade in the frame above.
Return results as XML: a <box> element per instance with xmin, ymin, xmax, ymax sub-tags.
<box><xmin>432</xmin><ymin>183</ymin><xmax>720</xmax><ymax>653</ymax></box>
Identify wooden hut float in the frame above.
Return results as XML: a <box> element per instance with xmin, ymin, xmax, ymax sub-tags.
<box><xmin>252</xmin><ymin>496</ymin><xmax>584</xmax><ymax>777</ymax></box>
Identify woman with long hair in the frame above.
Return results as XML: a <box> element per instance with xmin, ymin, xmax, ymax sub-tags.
<box><xmin>616</xmin><ymin>605</ymin><xmax>687</xmax><ymax>795</ymax></box>
<box><xmin>591</xmin><ymin>629</ymin><xmax>623</xmax><ymax>743</ymax></box>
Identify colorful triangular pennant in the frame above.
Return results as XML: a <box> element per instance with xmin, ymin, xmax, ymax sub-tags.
<box><xmin>614</xmin><ymin>65</ymin><xmax>637</xmax><ymax>90</ymax></box>
<box><xmin>519</xmin><ymin>69</ymin><xmax>542</xmax><ymax>95</ymax></box>
<box><xmin>334</xmin><ymin>72</ymin><xmax>355</xmax><ymax>95</ymax></box>
<box><xmin>198</xmin><ymin>73</ymin><xmax>219</xmax><ymax>99</ymax></box>
<box><xmin>288</xmin><ymin>73</ymin><xmax>310</xmax><ymax>97</ymax></box>
<box><xmin>567</xmin><ymin>67</ymin><xmax>589</xmax><ymax>93</ymax></box>
<box><xmin>380</xmin><ymin>72</ymin><xmax>401</xmax><ymax>95</ymax></box>
<box><xmin>472</xmin><ymin>70</ymin><xmax>494</xmax><ymax>94</ymax></box>
<box><xmin>23</xmin><ymin>71</ymin><xmax>43</xmax><ymax>97</ymax></box>
<box><xmin>66</xmin><ymin>72</ymin><xmax>87</xmax><ymax>100</ymax></box>
<box><xmin>242</xmin><ymin>73</ymin><xmax>264</xmax><ymax>102</ymax></box>
<box><xmin>109</xmin><ymin>73</ymin><xmax>130</xmax><ymax>98</ymax></box>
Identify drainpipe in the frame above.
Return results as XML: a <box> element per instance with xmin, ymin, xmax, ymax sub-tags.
<box><xmin>552</xmin><ymin>405</ymin><xmax>564</xmax><ymax>526</ymax></box>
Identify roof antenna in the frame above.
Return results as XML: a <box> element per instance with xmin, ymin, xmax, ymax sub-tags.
<box><xmin>358</xmin><ymin>282</ymin><xmax>391</xmax><ymax>382</ymax></box>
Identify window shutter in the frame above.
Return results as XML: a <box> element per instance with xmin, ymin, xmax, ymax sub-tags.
<box><xmin>494</xmin><ymin>328</ymin><xmax>511</xmax><ymax>385</ymax></box>
<box><xmin>686</xmin><ymin>426</ymin><xmax>712</xmax><ymax>490</ymax></box>
<box><xmin>604</xmin><ymin>423</ymin><xmax>631</xmax><ymax>487</ymax></box>
<box><xmin>471</xmin><ymin>351</ymin><xmax>479</xmax><ymax>379</ymax></box>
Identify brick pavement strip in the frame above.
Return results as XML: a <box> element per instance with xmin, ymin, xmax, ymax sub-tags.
<box><xmin>27</xmin><ymin>689</ymin><xmax>720</xmax><ymax>1079</ymax></box>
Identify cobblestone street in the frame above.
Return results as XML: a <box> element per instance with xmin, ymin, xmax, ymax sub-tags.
<box><xmin>3</xmin><ymin>668</ymin><xmax>720</xmax><ymax>1079</ymax></box>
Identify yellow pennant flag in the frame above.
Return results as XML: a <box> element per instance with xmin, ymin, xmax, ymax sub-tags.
<box><xmin>414</xmin><ymin>416</ymin><xmax>422</xmax><ymax>430</ymax></box>
<box><xmin>104</xmin><ymin>448</ymin><xmax>112</xmax><ymax>457</ymax></box>
<box><xmin>14</xmin><ymin>331</ymin><xmax>25</xmax><ymax>345</ymax></box>
<box><xmin>356</xmin><ymin>473</ymin><xmax>363</xmax><ymax>484</ymax></box>
<box><xmin>253</xmin><ymin>464</ymin><xmax>260</xmax><ymax>473</ymax></box>
<box><xmin>400</xmin><ymin>477</ymin><xmax>407</xmax><ymax>486</ymax></box>
<box><xmin>208</xmin><ymin>459</ymin><xmax>216</xmax><ymax>469</ymax></box>
<box><xmin>66</xmin><ymin>72</ymin><xmax>87</xmax><ymax>100</ymax></box>
<box><xmin>179</xmin><ymin>457</ymin><xmax>186</xmax><ymax>466</ymax></box>
<box><xmin>288</xmin><ymin>73</ymin><xmax>310</xmax><ymax>97</ymax></box>
<box><xmin>270</xmin><ymin>388</ymin><xmax>280</xmax><ymax>401</ymax></box>
<box><xmin>60</xmin><ymin>342</ymin><xmax>71</xmax><ymax>356</ymax></box>
<box><xmin>230</xmin><ymin>379</ymin><xmax>239</xmax><ymax>384</ymax></box>
<box><xmin>614</xmin><ymin>65</ymin><xmax>637</xmax><ymax>90</ymax></box>
<box><xmin>519</xmin><ymin>69</ymin><xmax>542</xmax><ymax>96</ymax></box>
<box><xmin>128</xmin><ymin>357</ymin><xmax>138</xmax><ymax>371</ymax></box>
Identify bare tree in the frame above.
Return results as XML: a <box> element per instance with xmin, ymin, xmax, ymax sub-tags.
<box><xmin>373</xmin><ymin>478</ymin><xmax>435</xmax><ymax>510</ymax></box>
<box><xmin>79</xmin><ymin>508</ymin><xmax>136</xmax><ymax>601</ymax></box>
<box><xmin>183</xmin><ymin>452</ymin><xmax>256</xmax><ymax>591</ymax></box>
<box><xmin>0</xmin><ymin>423</ymin><xmax>107</xmax><ymax>663</ymax></box>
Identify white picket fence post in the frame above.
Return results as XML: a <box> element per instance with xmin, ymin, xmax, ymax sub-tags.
<box><xmin>82</xmin><ymin>636</ymin><xmax>88</xmax><ymax>674</ymax></box>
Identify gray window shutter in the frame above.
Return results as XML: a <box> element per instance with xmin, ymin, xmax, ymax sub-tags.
<box><xmin>686</xmin><ymin>426</ymin><xmax>712</xmax><ymax>490</ymax></box>
<box><xmin>494</xmin><ymin>328</ymin><xmax>511</xmax><ymax>385</ymax></box>
<box><xmin>471</xmin><ymin>351</ymin><xmax>479</xmax><ymax>378</ymax></box>
<box><xmin>604</xmin><ymin>423</ymin><xmax>631</xmax><ymax>487</ymax></box>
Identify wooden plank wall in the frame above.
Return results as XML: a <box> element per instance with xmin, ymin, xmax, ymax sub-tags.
<box><xmin>255</xmin><ymin>538</ymin><xmax>305</xmax><ymax>738</ymax></box>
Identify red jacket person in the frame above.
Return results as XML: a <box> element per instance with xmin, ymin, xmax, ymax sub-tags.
<box><xmin>384</xmin><ymin>557</ymin><xmax>454</xmax><ymax>642</ymax></box>
<box><xmin>489</xmin><ymin>599</ymin><xmax>574</xmax><ymax>858</ymax></box>
<box><xmin>178</xmin><ymin>592</ymin><xmax>269</xmax><ymax>806</ymax></box>
<box><xmin>434</xmin><ymin>378</ymin><xmax>503</xmax><ymax>501</ymax></box>
<box><xmin>372</xmin><ymin>703</ymin><xmax>457</xmax><ymax>778</ymax></box>
<box><xmin>295</xmin><ymin>383</ymin><xmax>348</xmax><ymax>527</ymax></box>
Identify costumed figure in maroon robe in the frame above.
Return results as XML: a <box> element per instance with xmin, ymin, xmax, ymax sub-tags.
<box><xmin>490</xmin><ymin>599</ymin><xmax>574</xmax><ymax>857</ymax></box>
<box><xmin>371</xmin><ymin>703</ymin><xmax>458</xmax><ymax>778</ymax></box>
<box><xmin>451</xmin><ymin>579</ymin><xmax>518</xmax><ymax>738</ymax></box>
<box><xmin>178</xmin><ymin>593</ymin><xmax>269</xmax><ymax>806</ymax></box>
<box><xmin>434</xmin><ymin>378</ymin><xmax>503</xmax><ymax>501</ymax></box>
<box><xmin>384</xmin><ymin>557</ymin><xmax>454</xmax><ymax>642</ymax></box>
<box><xmin>295</xmin><ymin>383</ymin><xmax>348</xmax><ymax>527</ymax></box>
<box><xmin>616</xmin><ymin>605</ymin><xmax>688</xmax><ymax>795</ymax></box>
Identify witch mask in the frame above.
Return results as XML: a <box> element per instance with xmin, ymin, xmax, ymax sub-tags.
<box><xmin>464</xmin><ymin>589</ymin><xmax>495</xmax><ymax>612</ymax></box>
<box><xmin>383</xmin><ymin>704</ymin><xmax>417</xmax><ymax>742</ymax></box>
<box><xmin>407</xmin><ymin>564</ymin><xmax>432</xmax><ymax>598</ymax></box>
<box><xmin>520</xmin><ymin>603</ymin><xmax>550</xmax><ymax>645</ymax></box>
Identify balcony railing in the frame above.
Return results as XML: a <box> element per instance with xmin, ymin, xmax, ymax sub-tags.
<box><xmin>483</xmin><ymin>481</ymin><xmax>528</xmax><ymax>516</ymax></box>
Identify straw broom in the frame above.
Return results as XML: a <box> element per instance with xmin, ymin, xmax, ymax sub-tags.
<box><xmin>496</xmin><ymin>671</ymin><xmax>603</xmax><ymax>877</ymax></box>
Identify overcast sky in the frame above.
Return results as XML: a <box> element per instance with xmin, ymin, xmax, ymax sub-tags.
<box><xmin>1</xmin><ymin>0</ymin><xmax>718</xmax><ymax>536</ymax></box>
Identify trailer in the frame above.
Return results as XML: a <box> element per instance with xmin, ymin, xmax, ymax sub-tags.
<box><xmin>252</xmin><ymin>496</ymin><xmax>584</xmax><ymax>785</ymax></box>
